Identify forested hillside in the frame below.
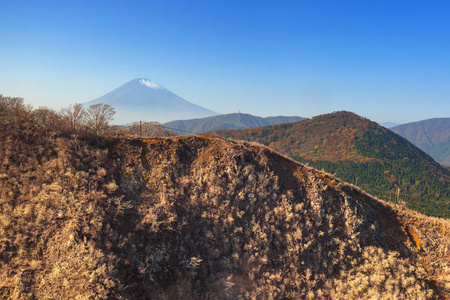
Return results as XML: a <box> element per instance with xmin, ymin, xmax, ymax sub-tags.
<box><xmin>212</xmin><ymin>111</ymin><xmax>450</xmax><ymax>218</ymax></box>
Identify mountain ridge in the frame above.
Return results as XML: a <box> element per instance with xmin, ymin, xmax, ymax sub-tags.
<box><xmin>164</xmin><ymin>112</ymin><xmax>305</xmax><ymax>134</ymax></box>
<box><xmin>390</xmin><ymin>118</ymin><xmax>450</xmax><ymax>166</ymax></box>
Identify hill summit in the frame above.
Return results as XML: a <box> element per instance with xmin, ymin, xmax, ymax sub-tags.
<box><xmin>84</xmin><ymin>78</ymin><xmax>218</xmax><ymax>124</ymax></box>
<box><xmin>211</xmin><ymin>111</ymin><xmax>450</xmax><ymax>217</ymax></box>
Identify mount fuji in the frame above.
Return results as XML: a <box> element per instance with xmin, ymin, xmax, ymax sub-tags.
<box><xmin>84</xmin><ymin>78</ymin><xmax>219</xmax><ymax>124</ymax></box>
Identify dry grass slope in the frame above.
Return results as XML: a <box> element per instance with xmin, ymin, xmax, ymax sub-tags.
<box><xmin>0</xmin><ymin>103</ymin><xmax>449</xmax><ymax>299</ymax></box>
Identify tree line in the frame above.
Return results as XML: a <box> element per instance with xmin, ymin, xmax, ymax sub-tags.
<box><xmin>0</xmin><ymin>95</ymin><xmax>173</xmax><ymax>138</ymax></box>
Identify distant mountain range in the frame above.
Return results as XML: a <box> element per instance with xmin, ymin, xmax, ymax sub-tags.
<box><xmin>164</xmin><ymin>113</ymin><xmax>305</xmax><ymax>134</ymax></box>
<box><xmin>84</xmin><ymin>78</ymin><xmax>218</xmax><ymax>124</ymax></box>
<box><xmin>391</xmin><ymin>118</ymin><xmax>450</xmax><ymax>166</ymax></box>
<box><xmin>210</xmin><ymin>111</ymin><xmax>450</xmax><ymax>217</ymax></box>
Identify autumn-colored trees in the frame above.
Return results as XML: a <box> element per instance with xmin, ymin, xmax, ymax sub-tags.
<box><xmin>0</xmin><ymin>96</ymin><xmax>119</xmax><ymax>136</ymax></box>
<box><xmin>61</xmin><ymin>103</ymin><xmax>116</xmax><ymax>134</ymax></box>
<box><xmin>85</xmin><ymin>103</ymin><xmax>116</xmax><ymax>134</ymax></box>
<box><xmin>61</xmin><ymin>103</ymin><xmax>86</xmax><ymax>131</ymax></box>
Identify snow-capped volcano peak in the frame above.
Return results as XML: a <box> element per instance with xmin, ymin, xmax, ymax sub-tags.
<box><xmin>85</xmin><ymin>78</ymin><xmax>219</xmax><ymax>124</ymax></box>
<box><xmin>139</xmin><ymin>79</ymin><xmax>161</xmax><ymax>89</ymax></box>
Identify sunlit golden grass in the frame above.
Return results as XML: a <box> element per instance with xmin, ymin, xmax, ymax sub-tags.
<box><xmin>1</xmin><ymin>96</ymin><xmax>449</xmax><ymax>299</ymax></box>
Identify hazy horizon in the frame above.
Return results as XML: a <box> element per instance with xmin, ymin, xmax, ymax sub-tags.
<box><xmin>1</xmin><ymin>1</ymin><xmax>449</xmax><ymax>124</ymax></box>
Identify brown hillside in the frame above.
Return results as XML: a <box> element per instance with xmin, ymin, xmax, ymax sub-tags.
<box><xmin>1</xmin><ymin>121</ymin><xmax>450</xmax><ymax>299</ymax></box>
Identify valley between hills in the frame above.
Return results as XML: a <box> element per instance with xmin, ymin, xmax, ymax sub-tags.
<box><xmin>1</xmin><ymin>96</ymin><xmax>450</xmax><ymax>299</ymax></box>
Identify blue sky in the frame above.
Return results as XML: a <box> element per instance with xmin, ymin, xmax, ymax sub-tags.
<box><xmin>1</xmin><ymin>0</ymin><xmax>449</xmax><ymax>123</ymax></box>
